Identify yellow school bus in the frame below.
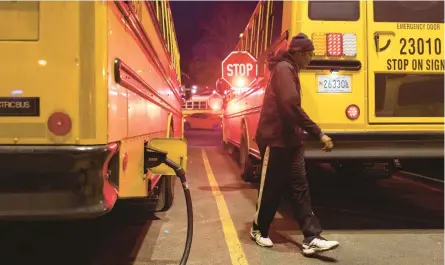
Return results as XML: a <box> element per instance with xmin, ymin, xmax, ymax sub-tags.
<box><xmin>0</xmin><ymin>1</ymin><xmax>185</xmax><ymax>219</ymax></box>
<box><xmin>182</xmin><ymin>94</ymin><xmax>224</xmax><ymax>131</ymax></box>
<box><xmin>221</xmin><ymin>0</ymin><xmax>444</xmax><ymax>182</ymax></box>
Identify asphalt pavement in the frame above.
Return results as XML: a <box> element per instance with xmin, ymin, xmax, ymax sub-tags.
<box><xmin>0</xmin><ymin>129</ymin><xmax>442</xmax><ymax>265</ymax></box>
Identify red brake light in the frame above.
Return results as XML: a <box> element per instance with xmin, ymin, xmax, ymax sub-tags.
<box><xmin>346</xmin><ymin>104</ymin><xmax>360</xmax><ymax>120</ymax></box>
<box><xmin>327</xmin><ymin>33</ymin><xmax>343</xmax><ymax>57</ymax></box>
<box><xmin>47</xmin><ymin>112</ymin><xmax>72</xmax><ymax>136</ymax></box>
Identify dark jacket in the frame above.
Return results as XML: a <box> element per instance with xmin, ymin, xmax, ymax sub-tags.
<box><xmin>255</xmin><ymin>51</ymin><xmax>323</xmax><ymax>149</ymax></box>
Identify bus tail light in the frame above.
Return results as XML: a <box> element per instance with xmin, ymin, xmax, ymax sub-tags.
<box><xmin>312</xmin><ymin>33</ymin><xmax>357</xmax><ymax>57</ymax></box>
<box><xmin>47</xmin><ymin>112</ymin><xmax>72</xmax><ymax>136</ymax></box>
<box><xmin>346</xmin><ymin>104</ymin><xmax>360</xmax><ymax>120</ymax></box>
<box><xmin>327</xmin><ymin>33</ymin><xmax>343</xmax><ymax>57</ymax></box>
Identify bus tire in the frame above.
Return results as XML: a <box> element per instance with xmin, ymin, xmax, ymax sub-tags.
<box><xmin>239</xmin><ymin>124</ymin><xmax>256</xmax><ymax>182</ymax></box>
<box><xmin>155</xmin><ymin>125</ymin><xmax>176</xmax><ymax>212</ymax></box>
<box><xmin>155</xmin><ymin>175</ymin><xmax>175</xmax><ymax>212</ymax></box>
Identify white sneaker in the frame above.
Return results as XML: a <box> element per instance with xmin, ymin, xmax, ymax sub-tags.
<box><xmin>250</xmin><ymin>228</ymin><xmax>273</xmax><ymax>247</ymax></box>
<box><xmin>302</xmin><ymin>236</ymin><xmax>339</xmax><ymax>255</ymax></box>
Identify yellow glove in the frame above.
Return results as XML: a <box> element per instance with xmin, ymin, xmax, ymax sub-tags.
<box><xmin>320</xmin><ymin>135</ymin><xmax>334</xmax><ymax>152</ymax></box>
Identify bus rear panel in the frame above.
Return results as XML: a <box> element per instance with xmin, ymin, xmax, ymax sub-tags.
<box><xmin>0</xmin><ymin>2</ymin><xmax>109</xmax><ymax>219</ymax></box>
<box><xmin>290</xmin><ymin>0</ymin><xmax>444</xmax><ymax>159</ymax></box>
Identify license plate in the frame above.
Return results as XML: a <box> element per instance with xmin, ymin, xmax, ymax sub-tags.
<box><xmin>0</xmin><ymin>97</ymin><xmax>40</xmax><ymax>116</ymax></box>
<box><xmin>317</xmin><ymin>75</ymin><xmax>352</xmax><ymax>93</ymax></box>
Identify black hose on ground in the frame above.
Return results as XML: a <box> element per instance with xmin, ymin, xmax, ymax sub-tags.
<box><xmin>165</xmin><ymin>158</ymin><xmax>193</xmax><ymax>265</ymax></box>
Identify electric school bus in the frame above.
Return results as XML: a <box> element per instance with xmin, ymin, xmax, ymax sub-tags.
<box><xmin>221</xmin><ymin>0</ymin><xmax>444</xmax><ymax>182</ymax></box>
<box><xmin>0</xmin><ymin>1</ymin><xmax>189</xmax><ymax>219</ymax></box>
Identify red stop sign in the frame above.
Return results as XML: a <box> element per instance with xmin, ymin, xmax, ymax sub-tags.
<box><xmin>221</xmin><ymin>51</ymin><xmax>258</xmax><ymax>88</ymax></box>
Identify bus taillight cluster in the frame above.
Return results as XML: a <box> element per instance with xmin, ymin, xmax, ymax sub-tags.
<box><xmin>312</xmin><ymin>33</ymin><xmax>357</xmax><ymax>57</ymax></box>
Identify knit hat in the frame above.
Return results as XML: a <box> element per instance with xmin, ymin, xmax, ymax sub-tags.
<box><xmin>288</xmin><ymin>33</ymin><xmax>314</xmax><ymax>52</ymax></box>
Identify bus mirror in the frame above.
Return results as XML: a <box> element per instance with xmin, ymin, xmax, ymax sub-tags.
<box><xmin>146</xmin><ymin>137</ymin><xmax>188</xmax><ymax>175</ymax></box>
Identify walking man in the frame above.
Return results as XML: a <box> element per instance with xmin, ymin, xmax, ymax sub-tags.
<box><xmin>250</xmin><ymin>33</ymin><xmax>339</xmax><ymax>255</ymax></box>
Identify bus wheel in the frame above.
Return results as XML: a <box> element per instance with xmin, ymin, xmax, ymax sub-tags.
<box><xmin>239</xmin><ymin>126</ymin><xmax>257</xmax><ymax>182</ymax></box>
<box><xmin>155</xmin><ymin>126</ymin><xmax>176</xmax><ymax>212</ymax></box>
<box><xmin>155</xmin><ymin>175</ymin><xmax>176</xmax><ymax>212</ymax></box>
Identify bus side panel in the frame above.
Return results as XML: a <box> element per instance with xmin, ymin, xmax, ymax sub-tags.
<box><xmin>108</xmin><ymin>3</ymin><xmax>182</xmax><ymax>144</ymax></box>
<box><xmin>125</xmin><ymin>6</ymin><xmax>177</xmax><ymax>138</ymax></box>
<box><xmin>0</xmin><ymin>2</ymin><xmax>108</xmax><ymax>145</ymax></box>
<box><xmin>108</xmin><ymin>3</ymin><xmax>153</xmax><ymax>198</ymax></box>
<box><xmin>173</xmin><ymin>111</ymin><xmax>183</xmax><ymax>137</ymax></box>
<box><xmin>125</xmin><ymin>2</ymin><xmax>182</xmax><ymax>138</ymax></box>
<box><xmin>107</xmin><ymin>3</ymin><xmax>181</xmax><ymax>198</ymax></box>
<box><xmin>108</xmin><ymin>5</ymin><xmax>174</xmax><ymax>141</ymax></box>
<box><xmin>140</xmin><ymin>3</ymin><xmax>182</xmax><ymax>108</ymax></box>
<box><xmin>107</xmin><ymin>5</ymin><xmax>129</xmax><ymax>144</ymax></box>
<box><xmin>243</xmin><ymin>86</ymin><xmax>265</xmax><ymax>154</ymax></box>
<box><xmin>225</xmin><ymin>98</ymin><xmax>242</xmax><ymax>146</ymax></box>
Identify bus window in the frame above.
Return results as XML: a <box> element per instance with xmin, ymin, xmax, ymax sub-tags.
<box><xmin>0</xmin><ymin>2</ymin><xmax>39</xmax><ymax>41</ymax></box>
<box><xmin>308</xmin><ymin>0</ymin><xmax>360</xmax><ymax>21</ymax></box>
<box><xmin>373</xmin><ymin>1</ymin><xmax>444</xmax><ymax>23</ymax></box>
<box><xmin>375</xmin><ymin>73</ymin><xmax>444</xmax><ymax>117</ymax></box>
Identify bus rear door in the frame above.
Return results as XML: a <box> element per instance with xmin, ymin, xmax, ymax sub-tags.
<box><xmin>366</xmin><ymin>1</ymin><xmax>444</xmax><ymax>124</ymax></box>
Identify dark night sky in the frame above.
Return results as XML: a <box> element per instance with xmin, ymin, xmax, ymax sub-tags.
<box><xmin>170</xmin><ymin>1</ymin><xmax>216</xmax><ymax>70</ymax></box>
<box><xmin>170</xmin><ymin>1</ymin><xmax>258</xmax><ymax>81</ymax></box>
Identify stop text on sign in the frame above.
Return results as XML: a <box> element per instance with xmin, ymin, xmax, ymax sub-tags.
<box><xmin>226</xmin><ymin>63</ymin><xmax>254</xmax><ymax>77</ymax></box>
<box><xmin>221</xmin><ymin>51</ymin><xmax>258</xmax><ymax>88</ymax></box>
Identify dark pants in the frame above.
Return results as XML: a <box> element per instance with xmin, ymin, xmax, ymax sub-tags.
<box><xmin>253</xmin><ymin>145</ymin><xmax>323</xmax><ymax>239</ymax></box>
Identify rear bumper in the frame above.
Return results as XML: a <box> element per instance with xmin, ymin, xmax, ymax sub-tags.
<box><xmin>0</xmin><ymin>144</ymin><xmax>117</xmax><ymax>220</ymax></box>
<box><xmin>303</xmin><ymin>132</ymin><xmax>444</xmax><ymax>160</ymax></box>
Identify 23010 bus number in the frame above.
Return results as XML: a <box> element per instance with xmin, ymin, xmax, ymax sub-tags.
<box><xmin>400</xmin><ymin>38</ymin><xmax>442</xmax><ymax>55</ymax></box>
